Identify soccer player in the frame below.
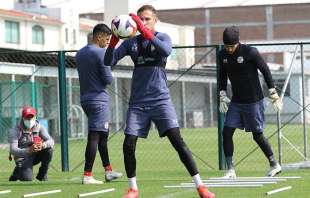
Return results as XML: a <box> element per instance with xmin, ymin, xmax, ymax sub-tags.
<box><xmin>76</xmin><ymin>24</ymin><xmax>122</xmax><ymax>184</ymax></box>
<box><xmin>104</xmin><ymin>5</ymin><xmax>215</xmax><ymax>198</ymax></box>
<box><xmin>8</xmin><ymin>106</ymin><xmax>54</xmax><ymax>181</ymax></box>
<box><xmin>219</xmin><ymin>26</ymin><xmax>283</xmax><ymax>178</ymax></box>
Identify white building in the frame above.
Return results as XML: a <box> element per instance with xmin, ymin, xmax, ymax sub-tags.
<box><xmin>0</xmin><ymin>0</ymin><xmax>195</xmax><ymax>58</ymax></box>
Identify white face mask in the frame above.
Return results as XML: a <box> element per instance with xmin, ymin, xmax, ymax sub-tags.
<box><xmin>23</xmin><ymin>118</ymin><xmax>36</xmax><ymax>129</ymax></box>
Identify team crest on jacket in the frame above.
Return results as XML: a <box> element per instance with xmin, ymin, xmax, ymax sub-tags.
<box><xmin>223</xmin><ymin>59</ymin><xmax>228</xmax><ymax>63</ymax></box>
<box><xmin>237</xmin><ymin>56</ymin><xmax>244</xmax><ymax>63</ymax></box>
<box><xmin>104</xmin><ymin>122</ymin><xmax>109</xmax><ymax>130</ymax></box>
<box><xmin>132</xmin><ymin>43</ymin><xmax>138</xmax><ymax>52</ymax></box>
<box><xmin>151</xmin><ymin>44</ymin><xmax>155</xmax><ymax>52</ymax></box>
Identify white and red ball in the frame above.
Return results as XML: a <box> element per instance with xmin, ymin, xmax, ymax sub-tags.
<box><xmin>111</xmin><ymin>15</ymin><xmax>137</xmax><ymax>39</ymax></box>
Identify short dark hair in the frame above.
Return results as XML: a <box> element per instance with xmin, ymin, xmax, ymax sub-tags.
<box><xmin>137</xmin><ymin>5</ymin><xmax>157</xmax><ymax>15</ymax></box>
<box><xmin>92</xmin><ymin>23</ymin><xmax>111</xmax><ymax>38</ymax></box>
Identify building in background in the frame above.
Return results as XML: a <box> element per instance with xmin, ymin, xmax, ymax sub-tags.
<box><xmin>0</xmin><ymin>0</ymin><xmax>196</xmax><ymax>55</ymax></box>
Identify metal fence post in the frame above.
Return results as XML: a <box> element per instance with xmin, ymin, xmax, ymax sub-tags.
<box><xmin>58</xmin><ymin>51</ymin><xmax>69</xmax><ymax>171</ymax></box>
<box><xmin>30</xmin><ymin>66</ymin><xmax>37</xmax><ymax>110</ymax></box>
<box><xmin>216</xmin><ymin>45</ymin><xmax>226</xmax><ymax>170</ymax></box>
<box><xmin>11</xmin><ymin>75</ymin><xmax>16</xmax><ymax>127</ymax></box>
<box><xmin>300</xmin><ymin>43</ymin><xmax>308</xmax><ymax>159</ymax></box>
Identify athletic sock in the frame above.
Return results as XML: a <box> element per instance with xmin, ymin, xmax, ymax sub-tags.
<box><xmin>192</xmin><ymin>174</ymin><xmax>203</xmax><ymax>188</ymax></box>
<box><xmin>84</xmin><ymin>171</ymin><xmax>92</xmax><ymax>176</ymax></box>
<box><xmin>226</xmin><ymin>156</ymin><xmax>234</xmax><ymax>170</ymax></box>
<box><xmin>268</xmin><ymin>155</ymin><xmax>277</xmax><ymax>167</ymax></box>
<box><xmin>105</xmin><ymin>164</ymin><xmax>112</xmax><ymax>172</ymax></box>
<box><xmin>128</xmin><ymin>177</ymin><xmax>138</xmax><ymax>190</ymax></box>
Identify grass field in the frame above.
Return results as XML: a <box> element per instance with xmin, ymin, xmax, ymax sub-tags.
<box><xmin>0</xmin><ymin>127</ymin><xmax>309</xmax><ymax>197</ymax></box>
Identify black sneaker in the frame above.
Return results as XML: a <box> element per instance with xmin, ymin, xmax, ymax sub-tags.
<box><xmin>36</xmin><ymin>175</ymin><xmax>48</xmax><ymax>181</ymax></box>
<box><xmin>9</xmin><ymin>175</ymin><xmax>18</xmax><ymax>181</ymax></box>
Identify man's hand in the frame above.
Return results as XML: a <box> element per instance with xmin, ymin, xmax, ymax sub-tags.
<box><xmin>269</xmin><ymin>88</ymin><xmax>283</xmax><ymax>112</ymax></box>
<box><xmin>28</xmin><ymin>142</ymin><xmax>43</xmax><ymax>153</ymax></box>
<box><xmin>34</xmin><ymin>142</ymin><xmax>43</xmax><ymax>152</ymax></box>
<box><xmin>219</xmin><ymin>90</ymin><xmax>231</xmax><ymax>113</ymax></box>
<box><xmin>28</xmin><ymin>144</ymin><xmax>37</xmax><ymax>153</ymax></box>
<box><xmin>129</xmin><ymin>13</ymin><xmax>154</xmax><ymax>40</ymax></box>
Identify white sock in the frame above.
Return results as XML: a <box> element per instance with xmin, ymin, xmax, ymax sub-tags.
<box><xmin>128</xmin><ymin>177</ymin><xmax>138</xmax><ymax>190</ymax></box>
<box><xmin>192</xmin><ymin>174</ymin><xmax>203</xmax><ymax>188</ymax></box>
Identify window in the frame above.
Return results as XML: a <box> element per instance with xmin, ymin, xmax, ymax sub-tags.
<box><xmin>65</xmin><ymin>28</ymin><xmax>68</xmax><ymax>43</ymax></box>
<box><xmin>73</xmin><ymin>29</ymin><xmax>76</xmax><ymax>44</ymax></box>
<box><xmin>32</xmin><ymin>25</ymin><xmax>44</xmax><ymax>44</ymax></box>
<box><xmin>5</xmin><ymin>21</ymin><xmax>20</xmax><ymax>43</ymax></box>
<box><xmin>306</xmin><ymin>79</ymin><xmax>310</xmax><ymax>97</ymax></box>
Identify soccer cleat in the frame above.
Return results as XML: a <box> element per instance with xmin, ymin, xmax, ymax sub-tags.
<box><xmin>105</xmin><ymin>170</ymin><xmax>123</xmax><ymax>182</ymax></box>
<box><xmin>223</xmin><ymin>169</ymin><xmax>236</xmax><ymax>179</ymax></box>
<box><xmin>266</xmin><ymin>163</ymin><xmax>282</xmax><ymax>177</ymax></box>
<box><xmin>82</xmin><ymin>175</ymin><xmax>103</xmax><ymax>184</ymax></box>
<box><xmin>197</xmin><ymin>185</ymin><xmax>215</xmax><ymax>198</ymax></box>
<box><xmin>122</xmin><ymin>188</ymin><xmax>138</xmax><ymax>198</ymax></box>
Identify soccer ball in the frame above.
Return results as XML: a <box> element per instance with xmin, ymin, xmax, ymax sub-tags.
<box><xmin>111</xmin><ymin>15</ymin><xmax>137</xmax><ymax>39</ymax></box>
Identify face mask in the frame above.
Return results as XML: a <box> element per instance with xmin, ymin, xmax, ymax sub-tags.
<box><xmin>23</xmin><ymin>118</ymin><xmax>36</xmax><ymax>129</ymax></box>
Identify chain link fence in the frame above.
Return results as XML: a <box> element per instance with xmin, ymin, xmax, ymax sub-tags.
<box><xmin>0</xmin><ymin>43</ymin><xmax>309</xmax><ymax>180</ymax></box>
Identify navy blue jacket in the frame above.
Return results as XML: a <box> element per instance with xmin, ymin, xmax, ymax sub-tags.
<box><xmin>104</xmin><ymin>32</ymin><xmax>172</xmax><ymax>105</ymax></box>
<box><xmin>76</xmin><ymin>44</ymin><xmax>113</xmax><ymax>104</ymax></box>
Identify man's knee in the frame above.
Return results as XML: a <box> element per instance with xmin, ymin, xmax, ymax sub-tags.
<box><xmin>252</xmin><ymin>132</ymin><xmax>264</xmax><ymax>142</ymax></box>
<box><xmin>19</xmin><ymin>168</ymin><xmax>33</xmax><ymax>181</ymax></box>
<box><xmin>42</xmin><ymin>147</ymin><xmax>53</xmax><ymax>162</ymax></box>
<box><xmin>123</xmin><ymin>135</ymin><xmax>137</xmax><ymax>155</ymax></box>
<box><xmin>223</xmin><ymin>126</ymin><xmax>235</xmax><ymax>138</ymax></box>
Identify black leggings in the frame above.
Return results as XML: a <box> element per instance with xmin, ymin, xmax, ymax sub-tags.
<box><xmin>84</xmin><ymin>131</ymin><xmax>110</xmax><ymax>172</ymax></box>
<box><xmin>223</xmin><ymin>126</ymin><xmax>274</xmax><ymax>158</ymax></box>
<box><xmin>166</xmin><ymin>128</ymin><xmax>198</xmax><ymax>176</ymax></box>
<box><xmin>9</xmin><ymin>148</ymin><xmax>53</xmax><ymax>181</ymax></box>
<box><xmin>123</xmin><ymin>134</ymin><xmax>138</xmax><ymax>178</ymax></box>
<box><xmin>123</xmin><ymin>128</ymin><xmax>198</xmax><ymax>178</ymax></box>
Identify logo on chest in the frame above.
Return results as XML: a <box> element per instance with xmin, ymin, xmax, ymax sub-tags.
<box><xmin>150</xmin><ymin>44</ymin><xmax>155</xmax><ymax>52</ymax></box>
<box><xmin>132</xmin><ymin>43</ymin><xmax>138</xmax><ymax>52</ymax></box>
<box><xmin>237</xmin><ymin>56</ymin><xmax>244</xmax><ymax>63</ymax></box>
<box><xmin>223</xmin><ymin>59</ymin><xmax>228</xmax><ymax>64</ymax></box>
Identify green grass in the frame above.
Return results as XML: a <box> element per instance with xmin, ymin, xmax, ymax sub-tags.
<box><xmin>0</xmin><ymin>126</ymin><xmax>309</xmax><ymax>197</ymax></box>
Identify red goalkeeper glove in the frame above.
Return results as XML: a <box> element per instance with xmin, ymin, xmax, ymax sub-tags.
<box><xmin>108</xmin><ymin>33</ymin><xmax>119</xmax><ymax>48</ymax></box>
<box><xmin>129</xmin><ymin>13</ymin><xmax>154</xmax><ymax>40</ymax></box>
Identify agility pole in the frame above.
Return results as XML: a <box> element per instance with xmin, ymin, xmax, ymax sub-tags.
<box><xmin>77</xmin><ymin>188</ymin><xmax>115</xmax><ymax>197</ymax></box>
<box><xmin>22</xmin><ymin>189</ymin><xmax>61</xmax><ymax>197</ymax></box>
<box><xmin>266</xmin><ymin>186</ymin><xmax>292</xmax><ymax>195</ymax></box>
<box><xmin>202</xmin><ymin>178</ymin><xmax>286</xmax><ymax>182</ymax></box>
<box><xmin>208</xmin><ymin>176</ymin><xmax>300</xmax><ymax>180</ymax></box>
<box><xmin>164</xmin><ymin>184</ymin><xmax>263</xmax><ymax>188</ymax></box>
<box><xmin>181</xmin><ymin>181</ymin><xmax>277</xmax><ymax>186</ymax></box>
<box><xmin>0</xmin><ymin>190</ymin><xmax>11</xmax><ymax>195</ymax></box>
